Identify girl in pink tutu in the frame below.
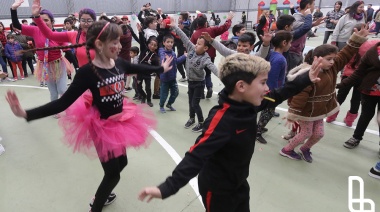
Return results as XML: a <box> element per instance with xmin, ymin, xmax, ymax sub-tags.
<box><xmin>6</xmin><ymin>21</ymin><xmax>173</xmax><ymax>212</ymax></box>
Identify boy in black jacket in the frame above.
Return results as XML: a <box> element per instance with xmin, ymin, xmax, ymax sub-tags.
<box><xmin>139</xmin><ymin>53</ymin><xmax>322</xmax><ymax>211</ymax></box>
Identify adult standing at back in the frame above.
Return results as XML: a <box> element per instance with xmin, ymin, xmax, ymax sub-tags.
<box><xmin>366</xmin><ymin>4</ymin><xmax>374</xmax><ymax>23</ymax></box>
<box><xmin>323</xmin><ymin>1</ymin><xmax>345</xmax><ymax>44</ymax></box>
<box><xmin>190</xmin><ymin>12</ymin><xmax>233</xmax><ymax>98</ymax></box>
<box><xmin>331</xmin><ymin>1</ymin><xmax>366</xmax><ymax>50</ymax></box>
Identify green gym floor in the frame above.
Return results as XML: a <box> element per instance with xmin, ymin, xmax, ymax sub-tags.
<box><xmin>0</xmin><ymin>31</ymin><xmax>379</xmax><ymax>212</ymax></box>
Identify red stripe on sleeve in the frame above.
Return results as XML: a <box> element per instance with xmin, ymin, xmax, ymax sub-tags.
<box><xmin>206</xmin><ymin>191</ymin><xmax>212</xmax><ymax>212</ymax></box>
<box><xmin>189</xmin><ymin>103</ymin><xmax>230</xmax><ymax>153</ymax></box>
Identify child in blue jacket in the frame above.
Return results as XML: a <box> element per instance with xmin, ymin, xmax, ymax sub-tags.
<box><xmin>5</xmin><ymin>34</ymin><xmax>24</xmax><ymax>80</ymax></box>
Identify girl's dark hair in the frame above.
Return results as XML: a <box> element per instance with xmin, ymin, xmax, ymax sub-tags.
<box><xmin>130</xmin><ymin>46</ymin><xmax>140</xmax><ymax>55</ymax></box>
<box><xmin>144</xmin><ymin>16</ymin><xmax>156</xmax><ymax>27</ymax></box>
<box><xmin>0</xmin><ymin>22</ymin><xmax>4</xmax><ymax>30</ymax></box>
<box><xmin>304</xmin><ymin>44</ymin><xmax>339</xmax><ymax>65</ymax></box>
<box><xmin>197</xmin><ymin>14</ymin><xmax>208</xmax><ymax>28</ymax></box>
<box><xmin>238</xmin><ymin>32</ymin><xmax>256</xmax><ymax>45</ymax></box>
<box><xmin>64</xmin><ymin>18</ymin><xmax>74</xmax><ymax>25</ymax></box>
<box><xmin>271</xmin><ymin>30</ymin><xmax>293</xmax><ymax>48</ymax></box>
<box><xmin>276</xmin><ymin>15</ymin><xmax>295</xmax><ymax>30</ymax></box>
<box><xmin>147</xmin><ymin>36</ymin><xmax>158</xmax><ymax>53</ymax></box>
<box><xmin>304</xmin><ymin>49</ymin><xmax>314</xmax><ymax>65</ymax></box>
<box><xmin>79</xmin><ymin>8</ymin><xmax>96</xmax><ymax>22</ymax></box>
<box><xmin>349</xmin><ymin>1</ymin><xmax>364</xmax><ymax>18</ymax></box>
<box><xmin>335</xmin><ymin>1</ymin><xmax>343</xmax><ymax>9</ymax></box>
<box><xmin>180</xmin><ymin>12</ymin><xmax>188</xmax><ymax>21</ymax></box>
<box><xmin>300</xmin><ymin>0</ymin><xmax>314</xmax><ymax>10</ymax></box>
<box><xmin>232</xmin><ymin>24</ymin><xmax>246</xmax><ymax>36</ymax></box>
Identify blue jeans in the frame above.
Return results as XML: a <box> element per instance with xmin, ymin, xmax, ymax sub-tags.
<box><xmin>159</xmin><ymin>80</ymin><xmax>179</xmax><ymax>107</ymax></box>
<box><xmin>46</xmin><ymin>71</ymin><xmax>67</xmax><ymax>101</ymax></box>
<box><xmin>0</xmin><ymin>56</ymin><xmax>7</xmax><ymax>73</ymax></box>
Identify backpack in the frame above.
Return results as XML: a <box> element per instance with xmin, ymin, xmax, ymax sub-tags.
<box><xmin>220</xmin><ymin>39</ymin><xmax>237</xmax><ymax>50</ymax></box>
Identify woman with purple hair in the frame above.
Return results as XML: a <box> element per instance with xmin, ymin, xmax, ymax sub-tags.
<box><xmin>11</xmin><ymin>0</ymin><xmax>73</xmax><ymax>106</ymax></box>
<box><xmin>29</xmin><ymin>0</ymin><xmax>96</xmax><ymax>67</ymax></box>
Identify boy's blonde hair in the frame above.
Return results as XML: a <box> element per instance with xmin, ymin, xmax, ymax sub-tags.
<box><xmin>219</xmin><ymin>53</ymin><xmax>270</xmax><ymax>94</ymax></box>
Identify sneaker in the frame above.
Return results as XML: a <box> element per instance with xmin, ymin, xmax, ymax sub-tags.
<box><xmin>14</xmin><ymin>78</ymin><xmax>18</xmax><ymax>81</ymax></box>
<box><xmin>179</xmin><ymin>77</ymin><xmax>187</xmax><ymax>82</ymax></box>
<box><xmin>6</xmin><ymin>77</ymin><xmax>15</xmax><ymax>82</ymax></box>
<box><xmin>343</xmin><ymin>137</ymin><xmax>360</xmax><ymax>149</ymax></box>
<box><xmin>262</xmin><ymin>127</ymin><xmax>268</xmax><ymax>133</ymax></box>
<box><xmin>192</xmin><ymin>123</ymin><xmax>203</xmax><ymax>132</ymax></box>
<box><xmin>368</xmin><ymin>167</ymin><xmax>380</xmax><ymax>180</ymax></box>
<box><xmin>0</xmin><ymin>144</ymin><xmax>5</xmax><ymax>156</ymax></box>
<box><xmin>299</xmin><ymin>148</ymin><xmax>313</xmax><ymax>163</ymax></box>
<box><xmin>272</xmin><ymin>112</ymin><xmax>280</xmax><ymax>117</ymax></box>
<box><xmin>21</xmin><ymin>77</ymin><xmax>25</xmax><ymax>80</ymax></box>
<box><xmin>89</xmin><ymin>192</ymin><xmax>117</xmax><ymax>207</ymax></box>
<box><xmin>152</xmin><ymin>94</ymin><xmax>160</xmax><ymax>99</ymax></box>
<box><xmin>256</xmin><ymin>135</ymin><xmax>268</xmax><ymax>144</ymax></box>
<box><xmin>147</xmin><ymin>101</ymin><xmax>153</xmax><ymax>107</ymax></box>
<box><xmin>280</xmin><ymin>148</ymin><xmax>301</xmax><ymax>160</ymax></box>
<box><xmin>160</xmin><ymin>107</ymin><xmax>166</xmax><ymax>113</ymax></box>
<box><xmin>44</xmin><ymin>83</ymin><xmax>47</xmax><ymax>87</ymax></box>
<box><xmin>0</xmin><ymin>72</ymin><xmax>7</xmax><ymax>78</ymax></box>
<box><xmin>184</xmin><ymin>118</ymin><xmax>195</xmax><ymax>128</ymax></box>
<box><xmin>141</xmin><ymin>98</ymin><xmax>146</xmax><ymax>104</ymax></box>
<box><xmin>206</xmin><ymin>88</ymin><xmax>213</xmax><ymax>98</ymax></box>
<box><xmin>166</xmin><ymin>104</ymin><xmax>176</xmax><ymax>111</ymax></box>
<box><xmin>40</xmin><ymin>82</ymin><xmax>44</xmax><ymax>87</ymax></box>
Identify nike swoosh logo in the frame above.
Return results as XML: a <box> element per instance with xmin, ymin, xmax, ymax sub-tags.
<box><xmin>236</xmin><ymin>129</ymin><xmax>247</xmax><ymax>134</ymax></box>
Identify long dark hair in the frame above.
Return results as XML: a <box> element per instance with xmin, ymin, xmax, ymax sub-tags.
<box><xmin>349</xmin><ymin>1</ymin><xmax>364</xmax><ymax>18</ymax></box>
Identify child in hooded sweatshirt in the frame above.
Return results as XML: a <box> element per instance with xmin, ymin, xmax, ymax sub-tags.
<box><xmin>158</xmin><ymin>34</ymin><xmax>186</xmax><ymax>113</ymax></box>
<box><xmin>5</xmin><ymin>34</ymin><xmax>24</xmax><ymax>80</ymax></box>
<box><xmin>280</xmin><ymin>27</ymin><xmax>368</xmax><ymax>163</ymax></box>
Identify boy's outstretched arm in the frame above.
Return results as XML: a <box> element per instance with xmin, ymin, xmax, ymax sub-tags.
<box><xmin>139</xmin><ymin>115</ymin><xmax>232</xmax><ymax>201</ymax></box>
<box><xmin>169</xmin><ymin>18</ymin><xmax>195</xmax><ymax>52</ymax></box>
<box><xmin>202</xmin><ymin>32</ymin><xmax>235</xmax><ymax>57</ymax></box>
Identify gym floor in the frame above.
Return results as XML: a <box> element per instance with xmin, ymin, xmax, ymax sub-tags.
<box><xmin>0</xmin><ymin>30</ymin><xmax>379</xmax><ymax>212</ymax></box>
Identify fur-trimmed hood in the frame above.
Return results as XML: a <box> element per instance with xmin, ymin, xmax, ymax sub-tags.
<box><xmin>286</xmin><ymin>63</ymin><xmax>311</xmax><ymax>82</ymax></box>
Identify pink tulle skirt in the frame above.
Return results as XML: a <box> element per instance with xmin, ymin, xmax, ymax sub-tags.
<box><xmin>58</xmin><ymin>92</ymin><xmax>156</xmax><ymax>162</ymax></box>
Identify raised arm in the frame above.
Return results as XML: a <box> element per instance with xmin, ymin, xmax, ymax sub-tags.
<box><xmin>292</xmin><ymin>14</ymin><xmax>313</xmax><ymax>40</ymax></box>
<box><xmin>171</xmin><ymin>25</ymin><xmax>195</xmax><ymax>52</ymax></box>
<box><xmin>210</xmin><ymin>12</ymin><xmax>234</xmax><ymax>36</ymax></box>
<box><xmin>127</xmin><ymin>25</ymin><xmax>140</xmax><ymax>44</ymax></box>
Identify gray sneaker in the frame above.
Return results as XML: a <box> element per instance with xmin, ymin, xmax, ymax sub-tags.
<box><xmin>184</xmin><ymin>118</ymin><xmax>195</xmax><ymax>128</ymax></box>
<box><xmin>343</xmin><ymin>137</ymin><xmax>360</xmax><ymax>149</ymax></box>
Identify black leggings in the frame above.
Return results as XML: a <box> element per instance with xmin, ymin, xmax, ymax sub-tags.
<box><xmin>336</xmin><ymin>76</ymin><xmax>361</xmax><ymax>114</ymax></box>
<box><xmin>91</xmin><ymin>155</ymin><xmax>128</xmax><ymax>212</ymax></box>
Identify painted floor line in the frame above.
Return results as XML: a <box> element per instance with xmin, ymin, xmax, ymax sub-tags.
<box><xmin>149</xmin><ymin>129</ymin><xmax>203</xmax><ymax>206</ymax></box>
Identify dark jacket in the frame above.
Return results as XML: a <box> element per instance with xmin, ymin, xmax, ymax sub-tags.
<box><xmin>5</xmin><ymin>41</ymin><xmax>23</xmax><ymax>62</ymax></box>
<box><xmin>119</xmin><ymin>24</ymin><xmax>139</xmax><ymax>61</ymax></box>
<box><xmin>338</xmin><ymin>42</ymin><xmax>380</xmax><ymax>93</ymax></box>
<box><xmin>158</xmin><ymin>47</ymin><xmax>186</xmax><ymax>82</ymax></box>
<box><xmin>158</xmin><ymin>70</ymin><xmax>313</xmax><ymax>198</ymax></box>
<box><xmin>138</xmin><ymin>31</ymin><xmax>160</xmax><ymax>78</ymax></box>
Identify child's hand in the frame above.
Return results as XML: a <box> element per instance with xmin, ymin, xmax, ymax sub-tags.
<box><xmin>354</xmin><ymin>23</ymin><xmax>370</xmax><ymax>38</ymax></box>
<box><xmin>11</xmin><ymin>0</ymin><xmax>24</xmax><ymax>10</ymax></box>
<box><xmin>261</xmin><ymin>28</ymin><xmax>273</xmax><ymax>47</ymax></box>
<box><xmin>309</xmin><ymin>57</ymin><xmax>322</xmax><ymax>83</ymax></box>
<box><xmin>136</xmin><ymin>23</ymin><xmax>142</xmax><ymax>32</ymax></box>
<box><xmin>138</xmin><ymin>187</ymin><xmax>162</xmax><ymax>202</ymax></box>
<box><xmin>161</xmin><ymin>55</ymin><xmax>173</xmax><ymax>73</ymax></box>
<box><xmin>227</xmin><ymin>11</ymin><xmax>234</xmax><ymax>20</ymax></box>
<box><xmin>201</xmin><ymin>32</ymin><xmax>213</xmax><ymax>42</ymax></box>
<box><xmin>184</xmin><ymin>52</ymin><xmax>188</xmax><ymax>57</ymax></box>
<box><xmin>313</xmin><ymin>17</ymin><xmax>326</xmax><ymax>26</ymax></box>
<box><xmin>5</xmin><ymin>90</ymin><xmax>27</xmax><ymax>118</ymax></box>
<box><xmin>31</xmin><ymin>0</ymin><xmax>42</xmax><ymax>16</ymax></box>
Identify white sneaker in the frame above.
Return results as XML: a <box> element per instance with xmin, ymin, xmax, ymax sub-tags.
<box><xmin>6</xmin><ymin>77</ymin><xmax>15</xmax><ymax>82</ymax></box>
<box><xmin>179</xmin><ymin>77</ymin><xmax>187</xmax><ymax>82</ymax></box>
<box><xmin>0</xmin><ymin>144</ymin><xmax>5</xmax><ymax>156</ymax></box>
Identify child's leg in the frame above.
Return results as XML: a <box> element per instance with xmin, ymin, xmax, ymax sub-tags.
<box><xmin>154</xmin><ymin>76</ymin><xmax>160</xmax><ymax>96</ymax></box>
<box><xmin>91</xmin><ymin>155</ymin><xmax>127</xmax><ymax>212</ymax></box>
<box><xmin>10</xmin><ymin>61</ymin><xmax>17</xmax><ymax>79</ymax></box>
<box><xmin>16</xmin><ymin>61</ymin><xmax>24</xmax><ymax>78</ymax></box>
<box><xmin>192</xmin><ymin>82</ymin><xmax>205</xmax><ymax>123</ymax></box>
<box><xmin>284</xmin><ymin>120</ymin><xmax>314</xmax><ymax>151</ymax></box>
<box><xmin>188</xmin><ymin>83</ymin><xmax>196</xmax><ymax>119</ymax></box>
<box><xmin>300</xmin><ymin>119</ymin><xmax>324</xmax><ymax>150</ymax></box>
<box><xmin>159</xmin><ymin>81</ymin><xmax>169</xmax><ymax>107</ymax></box>
<box><xmin>144</xmin><ymin>77</ymin><xmax>152</xmax><ymax>102</ymax></box>
<box><xmin>137</xmin><ymin>77</ymin><xmax>146</xmax><ymax>100</ymax></box>
<box><xmin>167</xmin><ymin>80</ymin><xmax>179</xmax><ymax>106</ymax></box>
<box><xmin>198</xmin><ymin>178</ymin><xmax>250</xmax><ymax>212</ymax></box>
<box><xmin>257</xmin><ymin>107</ymin><xmax>275</xmax><ymax>134</ymax></box>
<box><xmin>0</xmin><ymin>56</ymin><xmax>7</xmax><ymax>74</ymax></box>
<box><xmin>56</xmin><ymin>71</ymin><xmax>68</xmax><ymax>97</ymax></box>
<box><xmin>126</xmin><ymin>75</ymin><xmax>132</xmax><ymax>88</ymax></box>
<box><xmin>349</xmin><ymin>85</ymin><xmax>361</xmax><ymax>114</ymax></box>
<box><xmin>27</xmin><ymin>57</ymin><xmax>34</xmax><ymax>74</ymax></box>
<box><xmin>46</xmin><ymin>80</ymin><xmax>59</xmax><ymax>101</ymax></box>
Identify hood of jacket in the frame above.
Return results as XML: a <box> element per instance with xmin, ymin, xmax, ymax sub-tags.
<box><xmin>287</xmin><ymin>63</ymin><xmax>311</xmax><ymax>82</ymax></box>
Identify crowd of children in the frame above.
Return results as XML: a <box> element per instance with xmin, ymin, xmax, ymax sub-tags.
<box><xmin>2</xmin><ymin>0</ymin><xmax>380</xmax><ymax>211</ymax></box>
